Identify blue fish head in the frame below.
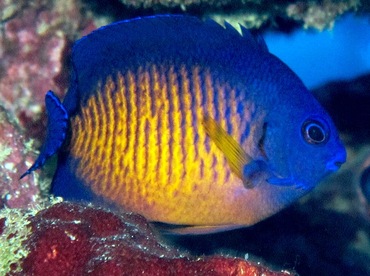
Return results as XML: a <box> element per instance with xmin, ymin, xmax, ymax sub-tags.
<box><xmin>262</xmin><ymin>90</ymin><xmax>346</xmax><ymax>191</ymax></box>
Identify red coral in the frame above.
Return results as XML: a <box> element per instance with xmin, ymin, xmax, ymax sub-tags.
<box><xmin>0</xmin><ymin>217</ymin><xmax>5</xmax><ymax>234</ymax></box>
<box><xmin>7</xmin><ymin>202</ymin><xmax>294</xmax><ymax>276</ymax></box>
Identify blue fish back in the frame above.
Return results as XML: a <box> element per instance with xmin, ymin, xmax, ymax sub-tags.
<box><xmin>64</xmin><ymin>15</ymin><xmax>269</xmax><ymax>113</ymax></box>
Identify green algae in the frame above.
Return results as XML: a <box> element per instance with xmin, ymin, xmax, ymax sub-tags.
<box><xmin>0</xmin><ymin>207</ymin><xmax>34</xmax><ymax>274</ymax></box>
<box><xmin>0</xmin><ymin>144</ymin><xmax>12</xmax><ymax>164</ymax></box>
<box><xmin>0</xmin><ymin>197</ymin><xmax>63</xmax><ymax>274</ymax></box>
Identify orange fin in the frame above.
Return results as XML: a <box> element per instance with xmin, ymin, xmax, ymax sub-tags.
<box><xmin>202</xmin><ymin>116</ymin><xmax>255</xmax><ymax>188</ymax></box>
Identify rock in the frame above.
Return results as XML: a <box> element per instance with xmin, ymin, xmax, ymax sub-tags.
<box><xmin>0</xmin><ymin>0</ymin><xmax>94</xmax><ymax>140</ymax></box>
<box><xmin>0</xmin><ymin>201</ymin><xmax>294</xmax><ymax>276</ymax></box>
<box><xmin>118</xmin><ymin>0</ymin><xmax>361</xmax><ymax>30</ymax></box>
<box><xmin>312</xmin><ymin>73</ymin><xmax>370</xmax><ymax>146</ymax></box>
<box><xmin>0</xmin><ymin>0</ymin><xmax>97</xmax><ymax>206</ymax></box>
<box><xmin>0</xmin><ymin>104</ymin><xmax>41</xmax><ymax>208</ymax></box>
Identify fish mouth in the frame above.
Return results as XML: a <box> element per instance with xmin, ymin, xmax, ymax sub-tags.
<box><xmin>325</xmin><ymin>150</ymin><xmax>346</xmax><ymax>172</ymax></box>
<box><xmin>326</xmin><ymin>161</ymin><xmax>343</xmax><ymax>172</ymax></box>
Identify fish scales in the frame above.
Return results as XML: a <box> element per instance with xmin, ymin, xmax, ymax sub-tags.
<box><xmin>179</xmin><ymin>66</ymin><xmax>191</xmax><ymax>184</ymax></box>
<box><xmin>69</xmin><ymin>64</ymin><xmax>244</xmax><ymax>223</ymax></box>
<box><xmin>105</xmin><ymin>79</ymin><xmax>117</xmax><ymax>195</ymax></box>
<box><xmin>21</xmin><ymin>15</ymin><xmax>346</xmax><ymax>233</ymax></box>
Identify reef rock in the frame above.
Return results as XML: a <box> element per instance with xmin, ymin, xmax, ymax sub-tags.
<box><xmin>0</xmin><ymin>201</ymin><xmax>294</xmax><ymax>276</ymax></box>
<box><xmin>0</xmin><ymin>105</ymin><xmax>41</xmax><ymax>209</ymax></box>
<box><xmin>119</xmin><ymin>0</ymin><xmax>362</xmax><ymax>30</ymax></box>
<box><xmin>0</xmin><ymin>0</ymin><xmax>94</xmax><ymax>139</ymax></box>
<box><xmin>312</xmin><ymin>73</ymin><xmax>370</xmax><ymax>146</ymax></box>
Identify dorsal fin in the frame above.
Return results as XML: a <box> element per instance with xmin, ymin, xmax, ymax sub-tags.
<box><xmin>203</xmin><ymin>18</ymin><xmax>221</xmax><ymax>28</ymax></box>
<box><xmin>240</xmin><ymin>24</ymin><xmax>268</xmax><ymax>52</ymax></box>
<box><xmin>224</xmin><ymin>21</ymin><xmax>241</xmax><ymax>36</ymax></box>
<box><xmin>20</xmin><ymin>91</ymin><xmax>68</xmax><ymax>179</ymax></box>
<box><xmin>70</xmin><ymin>15</ymin><xmax>271</xmax><ymax>103</ymax></box>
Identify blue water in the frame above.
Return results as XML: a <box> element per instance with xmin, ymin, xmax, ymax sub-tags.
<box><xmin>264</xmin><ymin>14</ymin><xmax>370</xmax><ymax>89</ymax></box>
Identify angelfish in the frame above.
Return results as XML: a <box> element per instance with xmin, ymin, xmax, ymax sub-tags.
<box><xmin>21</xmin><ymin>15</ymin><xmax>346</xmax><ymax>234</ymax></box>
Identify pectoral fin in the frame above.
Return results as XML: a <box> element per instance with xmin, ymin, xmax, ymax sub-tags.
<box><xmin>203</xmin><ymin>116</ymin><xmax>262</xmax><ymax>188</ymax></box>
<box><xmin>242</xmin><ymin>160</ymin><xmax>269</xmax><ymax>188</ymax></box>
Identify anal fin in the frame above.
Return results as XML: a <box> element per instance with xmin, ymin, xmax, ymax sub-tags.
<box><xmin>154</xmin><ymin>222</ymin><xmax>244</xmax><ymax>235</ymax></box>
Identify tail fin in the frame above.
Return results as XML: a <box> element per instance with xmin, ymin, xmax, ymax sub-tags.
<box><xmin>20</xmin><ymin>91</ymin><xmax>68</xmax><ymax>179</ymax></box>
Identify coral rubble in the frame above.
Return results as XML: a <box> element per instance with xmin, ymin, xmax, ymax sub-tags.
<box><xmin>0</xmin><ymin>202</ymin><xmax>293</xmax><ymax>275</ymax></box>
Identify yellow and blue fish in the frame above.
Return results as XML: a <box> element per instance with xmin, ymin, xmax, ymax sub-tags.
<box><xmin>22</xmin><ymin>15</ymin><xmax>346</xmax><ymax>234</ymax></box>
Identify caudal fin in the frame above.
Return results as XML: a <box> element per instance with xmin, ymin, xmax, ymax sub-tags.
<box><xmin>20</xmin><ymin>91</ymin><xmax>69</xmax><ymax>179</ymax></box>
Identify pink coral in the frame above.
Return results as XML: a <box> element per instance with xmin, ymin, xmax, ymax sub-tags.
<box><xmin>0</xmin><ymin>104</ymin><xmax>39</xmax><ymax>208</ymax></box>
<box><xmin>0</xmin><ymin>0</ymin><xmax>94</xmax><ymax>139</ymax></box>
<box><xmin>0</xmin><ymin>0</ymin><xmax>97</xmax><ymax>208</ymax></box>
<box><xmin>3</xmin><ymin>202</ymin><xmax>294</xmax><ymax>275</ymax></box>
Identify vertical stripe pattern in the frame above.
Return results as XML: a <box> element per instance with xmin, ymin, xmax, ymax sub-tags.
<box><xmin>69</xmin><ymin>63</ymin><xmax>250</xmax><ymax>224</ymax></box>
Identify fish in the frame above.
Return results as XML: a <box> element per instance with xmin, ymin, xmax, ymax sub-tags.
<box><xmin>21</xmin><ymin>14</ymin><xmax>346</xmax><ymax>234</ymax></box>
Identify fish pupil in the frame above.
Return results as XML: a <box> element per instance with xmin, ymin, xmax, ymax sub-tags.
<box><xmin>302</xmin><ymin>120</ymin><xmax>328</xmax><ymax>144</ymax></box>
<box><xmin>308</xmin><ymin>125</ymin><xmax>324</xmax><ymax>141</ymax></box>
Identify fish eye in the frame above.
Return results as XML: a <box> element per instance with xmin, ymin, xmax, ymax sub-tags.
<box><xmin>301</xmin><ymin>119</ymin><xmax>328</xmax><ymax>145</ymax></box>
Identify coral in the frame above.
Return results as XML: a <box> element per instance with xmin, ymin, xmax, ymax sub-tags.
<box><xmin>1</xmin><ymin>201</ymin><xmax>294</xmax><ymax>275</ymax></box>
<box><xmin>286</xmin><ymin>0</ymin><xmax>360</xmax><ymax>30</ymax></box>
<box><xmin>121</xmin><ymin>0</ymin><xmax>238</xmax><ymax>9</ymax></box>
<box><xmin>0</xmin><ymin>0</ymin><xmax>97</xmax><ymax>206</ymax></box>
<box><xmin>0</xmin><ymin>208</ymin><xmax>34</xmax><ymax>274</ymax></box>
<box><xmin>0</xmin><ymin>197</ymin><xmax>62</xmax><ymax>274</ymax></box>
<box><xmin>0</xmin><ymin>104</ymin><xmax>42</xmax><ymax>208</ymax></box>
<box><xmin>0</xmin><ymin>0</ymin><xmax>94</xmax><ymax>140</ymax></box>
<box><xmin>118</xmin><ymin>0</ymin><xmax>361</xmax><ymax>30</ymax></box>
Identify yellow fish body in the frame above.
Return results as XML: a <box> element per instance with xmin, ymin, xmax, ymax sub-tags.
<box><xmin>68</xmin><ymin>65</ymin><xmax>302</xmax><ymax>229</ymax></box>
<box><xmin>22</xmin><ymin>15</ymin><xmax>346</xmax><ymax>234</ymax></box>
